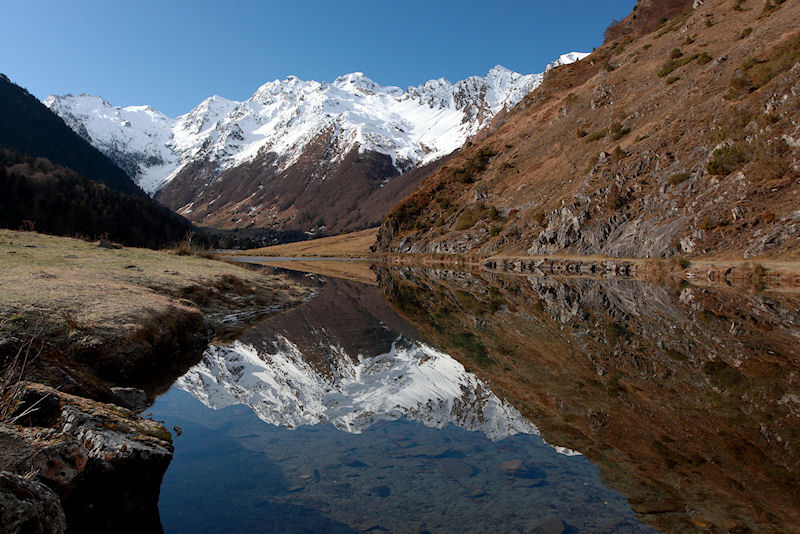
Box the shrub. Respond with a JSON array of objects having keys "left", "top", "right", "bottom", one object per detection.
[
  {"left": 743, "top": 32, "right": 800, "bottom": 89},
  {"left": 604, "top": 18, "right": 631, "bottom": 43},
  {"left": 703, "top": 360, "right": 743, "bottom": 390},
  {"left": 740, "top": 27, "right": 753, "bottom": 39},
  {"left": 760, "top": 0, "right": 786, "bottom": 17},
  {"left": 585, "top": 129, "right": 607, "bottom": 142},
  {"left": 706, "top": 143, "right": 751, "bottom": 175},
  {"left": 666, "top": 75, "right": 681, "bottom": 84},
  {"left": 699, "top": 216, "right": 716, "bottom": 231},
  {"left": 669, "top": 172, "right": 690, "bottom": 185},
  {"left": 697, "top": 52, "right": 713, "bottom": 65},
  {"left": 709, "top": 127, "right": 727, "bottom": 143},
  {"left": 454, "top": 207, "right": 482, "bottom": 231},
  {"left": 446, "top": 147, "right": 498, "bottom": 185},
  {"left": 658, "top": 53, "right": 700, "bottom": 77},
  {"left": 609, "top": 122, "right": 631, "bottom": 140}
]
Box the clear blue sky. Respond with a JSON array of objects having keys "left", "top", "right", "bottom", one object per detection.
[{"left": 1, "top": 0, "right": 634, "bottom": 117}]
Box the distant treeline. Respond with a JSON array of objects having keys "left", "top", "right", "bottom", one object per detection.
[{"left": 0, "top": 148, "right": 194, "bottom": 248}]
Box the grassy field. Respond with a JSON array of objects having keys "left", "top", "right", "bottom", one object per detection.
[
  {"left": 0, "top": 230, "right": 312, "bottom": 344},
  {"left": 240, "top": 227, "right": 377, "bottom": 258},
  {"left": 253, "top": 259, "right": 378, "bottom": 286}
]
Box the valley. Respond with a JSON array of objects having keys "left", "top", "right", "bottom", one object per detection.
[{"left": 2, "top": 0, "right": 800, "bottom": 533}]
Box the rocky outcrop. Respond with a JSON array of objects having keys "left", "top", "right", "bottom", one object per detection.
[
  {"left": 744, "top": 210, "right": 800, "bottom": 258},
  {"left": 2, "top": 382, "right": 172, "bottom": 533}
]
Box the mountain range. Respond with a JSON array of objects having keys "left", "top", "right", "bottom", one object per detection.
[{"left": 45, "top": 54, "right": 587, "bottom": 238}]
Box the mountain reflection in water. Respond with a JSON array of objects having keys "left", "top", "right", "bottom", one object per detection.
[
  {"left": 154, "top": 266, "right": 800, "bottom": 533},
  {"left": 376, "top": 266, "right": 800, "bottom": 533},
  {"left": 152, "top": 274, "right": 652, "bottom": 533}
]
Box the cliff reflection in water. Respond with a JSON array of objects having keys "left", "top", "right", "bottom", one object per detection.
[{"left": 376, "top": 266, "right": 800, "bottom": 533}]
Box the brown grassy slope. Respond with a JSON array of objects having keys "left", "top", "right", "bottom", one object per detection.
[
  {"left": 241, "top": 227, "right": 377, "bottom": 257},
  {"left": 377, "top": 0, "right": 800, "bottom": 261}
]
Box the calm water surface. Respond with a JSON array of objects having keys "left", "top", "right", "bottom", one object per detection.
[{"left": 151, "top": 267, "right": 800, "bottom": 533}]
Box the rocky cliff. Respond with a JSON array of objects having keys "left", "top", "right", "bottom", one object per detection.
[{"left": 377, "top": 0, "right": 800, "bottom": 261}]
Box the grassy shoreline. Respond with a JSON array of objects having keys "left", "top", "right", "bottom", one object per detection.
[{"left": 1, "top": 229, "right": 315, "bottom": 399}]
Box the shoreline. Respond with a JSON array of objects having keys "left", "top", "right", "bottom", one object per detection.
[{"left": 0, "top": 230, "right": 314, "bottom": 533}]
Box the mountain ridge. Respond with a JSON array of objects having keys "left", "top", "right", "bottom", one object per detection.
[
  {"left": 45, "top": 55, "right": 587, "bottom": 240},
  {"left": 46, "top": 58, "right": 587, "bottom": 195}
]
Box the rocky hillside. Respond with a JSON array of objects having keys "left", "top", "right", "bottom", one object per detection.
[
  {"left": 377, "top": 0, "right": 800, "bottom": 260},
  {"left": 45, "top": 57, "right": 586, "bottom": 238}
]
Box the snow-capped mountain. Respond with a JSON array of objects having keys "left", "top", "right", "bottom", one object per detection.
[
  {"left": 45, "top": 53, "right": 588, "bottom": 236},
  {"left": 44, "top": 94, "right": 182, "bottom": 193},
  {"left": 177, "top": 335, "right": 576, "bottom": 453}
]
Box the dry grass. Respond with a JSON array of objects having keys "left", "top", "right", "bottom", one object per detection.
[
  {"left": 252, "top": 260, "right": 378, "bottom": 286},
  {"left": 0, "top": 230, "right": 310, "bottom": 343},
  {"left": 240, "top": 227, "right": 377, "bottom": 258}
]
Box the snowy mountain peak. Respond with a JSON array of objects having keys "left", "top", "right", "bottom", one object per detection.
[
  {"left": 45, "top": 52, "right": 588, "bottom": 196},
  {"left": 333, "top": 71, "right": 375, "bottom": 87}
]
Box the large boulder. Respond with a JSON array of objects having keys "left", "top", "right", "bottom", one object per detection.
[{"left": 2, "top": 383, "right": 173, "bottom": 533}]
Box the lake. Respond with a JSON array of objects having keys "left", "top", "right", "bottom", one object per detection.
[{"left": 150, "top": 265, "right": 800, "bottom": 533}]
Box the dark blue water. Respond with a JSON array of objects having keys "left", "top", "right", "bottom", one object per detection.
[{"left": 151, "top": 388, "right": 652, "bottom": 534}]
